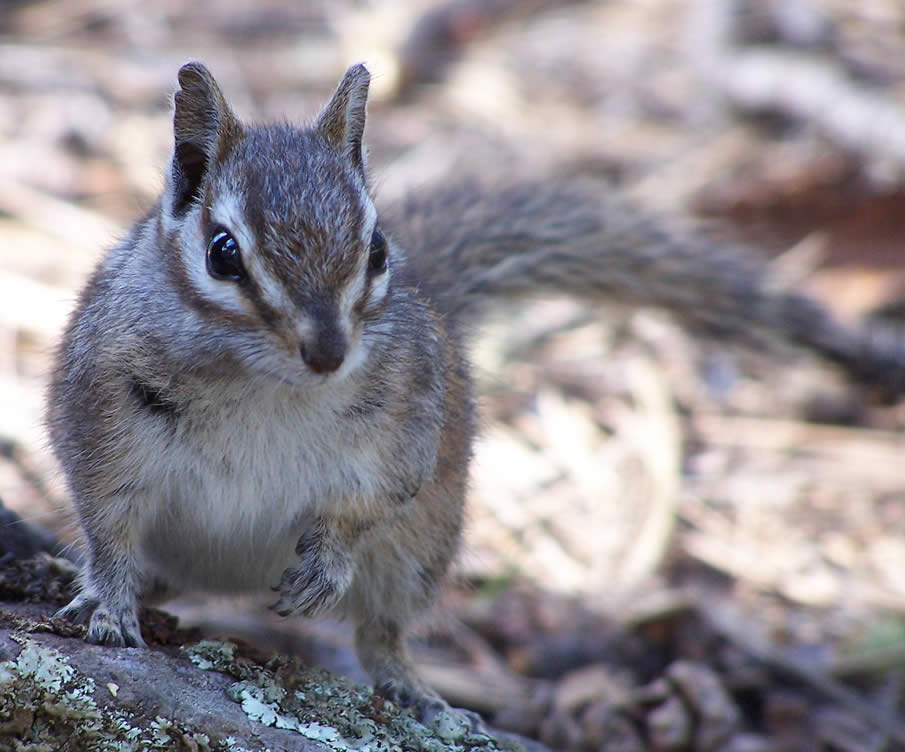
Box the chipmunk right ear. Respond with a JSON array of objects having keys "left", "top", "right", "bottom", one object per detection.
[
  {"left": 170, "top": 62, "right": 242, "bottom": 216},
  {"left": 315, "top": 64, "right": 371, "bottom": 176}
]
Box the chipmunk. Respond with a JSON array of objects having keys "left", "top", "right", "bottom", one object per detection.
[{"left": 48, "top": 61, "right": 905, "bottom": 723}]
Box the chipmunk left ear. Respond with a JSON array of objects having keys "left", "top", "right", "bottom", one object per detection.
[
  {"left": 315, "top": 64, "right": 371, "bottom": 175},
  {"left": 170, "top": 62, "right": 243, "bottom": 216}
]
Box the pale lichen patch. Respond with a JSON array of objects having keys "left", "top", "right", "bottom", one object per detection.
[
  {"left": 183, "top": 638, "right": 512, "bottom": 752},
  {"left": 0, "top": 638, "right": 216, "bottom": 751},
  {"left": 14, "top": 640, "right": 77, "bottom": 694},
  {"left": 185, "top": 639, "right": 237, "bottom": 671}
]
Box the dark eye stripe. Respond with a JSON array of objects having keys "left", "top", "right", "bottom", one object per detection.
[{"left": 241, "top": 276, "right": 282, "bottom": 327}]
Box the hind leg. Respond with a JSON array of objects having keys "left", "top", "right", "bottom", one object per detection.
[
  {"left": 355, "top": 616, "right": 488, "bottom": 735},
  {"left": 356, "top": 617, "right": 442, "bottom": 713},
  {"left": 346, "top": 504, "right": 486, "bottom": 733}
]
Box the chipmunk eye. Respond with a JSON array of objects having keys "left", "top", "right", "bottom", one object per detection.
[
  {"left": 368, "top": 227, "right": 388, "bottom": 275},
  {"left": 207, "top": 229, "right": 246, "bottom": 282}
]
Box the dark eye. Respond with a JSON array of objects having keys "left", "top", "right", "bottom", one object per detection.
[
  {"left": 368, "top": 227, "right": 388, "bottom": 275},
  {"left": 206, "top": 229, "right": 246, "bottom": 281}
]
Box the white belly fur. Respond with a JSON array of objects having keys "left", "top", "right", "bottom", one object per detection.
[{"left": 133, "top": 381, "right": 383, "bottom": 593}]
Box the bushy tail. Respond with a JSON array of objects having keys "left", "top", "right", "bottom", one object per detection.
[{"left": 386, "top": 178, "right": 905, "bottom": 396}]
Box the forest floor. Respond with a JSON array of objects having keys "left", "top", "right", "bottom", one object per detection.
[{"left": 2, "top": 1, "right": 905, "bottom": 750}]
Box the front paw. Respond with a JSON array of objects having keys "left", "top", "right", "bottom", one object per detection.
[
  {"left": 56, "top": 593, "right": 146, "bottom": 648},
  {"left": 271, "top": 545, "right": 353, "bottom": 618}
]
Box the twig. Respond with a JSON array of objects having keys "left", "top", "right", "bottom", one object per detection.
[
  {"left": 0, "top": 438, "right": 64, "bottom": 516},
  {"left": 692, "top": 413, "right": 905, "bottom": 463},
  {"left": 0, "top": 179, "right": 120, "bottom": 252},
  {"left": 614, "top": 356, "right": 681, "bottom": 588},
  {"left": 705, "top": 604, "right": 905, "bottom": 747},
  {"left": 686, "top": 0, "right": 905, "bottom": 180},
  {"left": 830, "top": 647, "right": 905, "bottom": 681},
  {"left": 869, "top": 671, "right": 903, "bottom": 752},
  {"left": 716, "top": 48, "right": 905, "bottom": 175}
]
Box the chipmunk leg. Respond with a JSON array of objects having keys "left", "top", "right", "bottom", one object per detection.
[{"left": 56, "top": 494, "right": 146, "bottom": 648}]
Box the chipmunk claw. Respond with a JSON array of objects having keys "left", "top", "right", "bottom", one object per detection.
[
  {"left": 57, "top": 593, "right": 146, "bottom": 648},
  {"left": 271, "top": 567, "right": 339, "bottom": 617},
  {"left": 55, "top": 592, "right": 99, "bottom": 625},
  {"left": 376, "top": 680, "right": 489, "bottom": 737},
  {"left": 271, "top": 547, "right": 352, "bottom": 618}
]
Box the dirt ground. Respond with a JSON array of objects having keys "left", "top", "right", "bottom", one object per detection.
[{"left": 2, "top": 1, "right": 905, "bottom": 750}]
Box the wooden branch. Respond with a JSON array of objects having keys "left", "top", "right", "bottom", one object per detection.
[
  {"left": 705, "top": 602, "right": 905, "bottom": 747},
  {"left": 0, "top": 554, "right": 544, "bottom": 752},
  {"left": 686, "top": 0, "right": 905, "bottom": 178},
  {"left": 716, "top": 48, "right": 905, "bottom": 174}
]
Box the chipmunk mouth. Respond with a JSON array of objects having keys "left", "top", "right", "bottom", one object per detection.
[{"left": 264, "top": 335, "right": 364, "bottom": 388}]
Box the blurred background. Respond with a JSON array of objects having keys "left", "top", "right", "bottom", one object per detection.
[{"left": 2, "top": 1, "right": 905, "bottom": 749}]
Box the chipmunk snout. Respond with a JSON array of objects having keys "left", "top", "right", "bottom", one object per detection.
[
  {"left": 300, "top": 338, "right": 345, "bottom": 374},
  {"left": 298, "top": 301, "right": 347, "bottom": 374}
]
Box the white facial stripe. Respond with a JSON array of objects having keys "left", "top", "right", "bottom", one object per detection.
[
  {"left": 361, "top": 199, "right": 377, "bottom": 245},
  {"left": 181, "top": 210, "right": 248, "bottom": 316},
  {"left": 336, "top": 329, "right": 368, "bottom": 380},
  {"left": 245, "top": 251, "right": 293, "bottom": 315},
  {"left": 210, "top": 191, "right": 253, "bottom": 252},
  {"left": 368, "top": 261, "right": 390, "bottom": 304},
  {"left": 362, "top": 198, "right": 391, "bottom": 306},
  {"left": 210, "top": 191, "right": 293, "bottom": 315},
  {"left": 340, "top": 266, "right": 367, "bottom": 318},
  {"left": 338, "top": 197, "right": 381, "bottom": 319},
  {"left": 330, "top": 197, "right": 392, "bottom": 380}
]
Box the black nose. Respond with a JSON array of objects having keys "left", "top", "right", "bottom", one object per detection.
[
  {"left": 299, "top": 299, "right": 347, "bottom": 374},
  {"left": 300, "top": 332, "right": 346, "bottom": 374}
]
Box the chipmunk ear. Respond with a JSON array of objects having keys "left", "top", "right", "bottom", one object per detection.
[
  {"left": 315, "top": 64, "right": 371, "bottom": 174},
  {"left": 170, "top": 62, "right": 242, "bottom": 216}
]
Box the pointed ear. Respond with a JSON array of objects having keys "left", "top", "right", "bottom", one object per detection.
[
  {"left": 170, "top": 62, "right": 242, "bottom": 216},
  {"left": 315, "top": 64, "right": 371, "bottom": 174}
]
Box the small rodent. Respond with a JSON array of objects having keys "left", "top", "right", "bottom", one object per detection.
[{"left": 47, "top": 61, "right": 905, "bottom": 722}]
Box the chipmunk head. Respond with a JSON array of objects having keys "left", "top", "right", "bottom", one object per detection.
[{"left": 161, "top": 62, "right": 390, "bottom": 384}]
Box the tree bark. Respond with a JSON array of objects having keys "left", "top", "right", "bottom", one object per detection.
[{"left": 0, "top": 553, "right": 543, "bottom": 752}]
